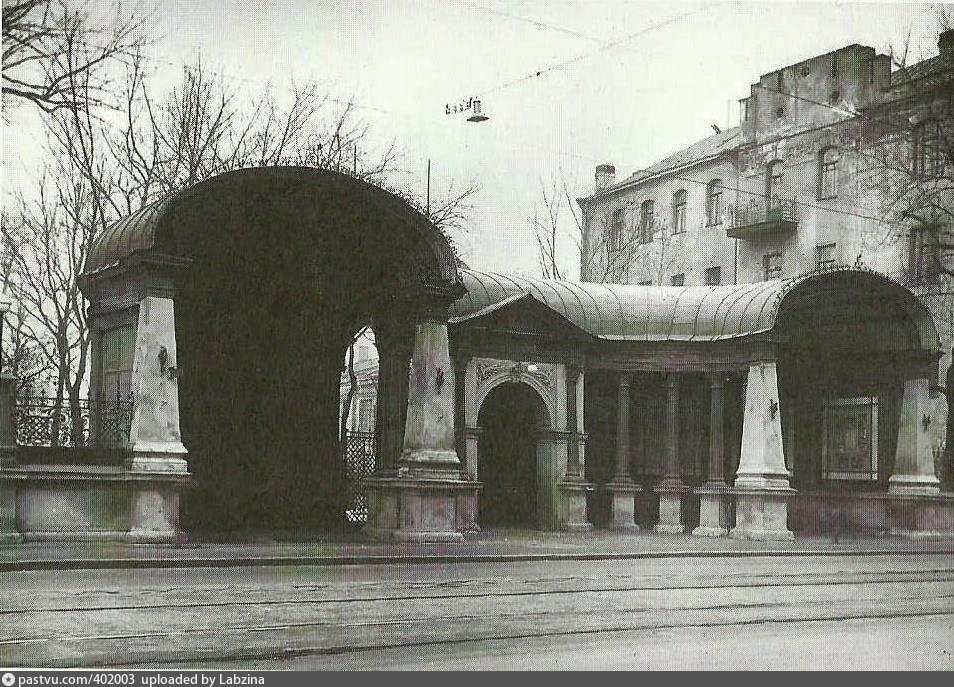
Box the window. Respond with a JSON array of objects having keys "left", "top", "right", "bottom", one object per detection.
[
  {"left": 670, "top": 273, "right": 685, "bottom": 286},
  {"left": 908, "top": 223, "right": 942, "bottom": 284},
  {"left": 706, "top": 179, "right": 723, "bottom": 226},
  {"left": 815, "top": 242, "right": 837, "bottom": 271},
  {"left": 818, "top": 148, "right": 839, "bottom": 199},
  {"left": 609, "top": 208, "right": 625, "bottom": 252},
  {"left": 762, "top": 251, "right": 783, "bottom": 280},
  {"left": 912, "top": 120, "right": 942, "bottom": 178},
  {"left": 639, "top": 200, "right": 655, "bottom": 243},
  {"left": 704, "top": 266, "right": 722, "bottom": 286},
  {"left": 100, "top": 324, "right": 135, "bottom": 401},
  {"left": 358, "top": 397, "right": 375, "bottom": 432},
  {"left": 672, "top": 190, "right": 687, "bottom": 234},
  {"left": 766, "top": 161, "right": 784, "bottom": 208},
  {"left": 822, "top": 396, "right": 879, "bottom": 481}
]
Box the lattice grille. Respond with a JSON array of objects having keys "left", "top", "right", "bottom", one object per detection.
[
  {"left": 344, "top": 430, "right": 376, "bottom": 523},
  {"left": 15, "top": 396, "right": 134, "bottom": 449}
]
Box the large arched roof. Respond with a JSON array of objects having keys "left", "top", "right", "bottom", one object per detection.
[
  {"left": 449, "top": 268, "right": 939, "bottom": 351},
  {"left": 81, "top": 167, "right": 460, "bottom": 285}
]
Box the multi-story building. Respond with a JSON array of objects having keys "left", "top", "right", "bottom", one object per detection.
[{"left": 579, "top": 33, "right": 954, "bottom": 482}]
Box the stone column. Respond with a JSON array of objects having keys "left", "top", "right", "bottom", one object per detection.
[
  {"left": 655, "top": 373, "right": 689, "bottom": 533},
  {"left": 693, "top": 374, "right": 730, "bottom": 537},
  {"left": 604, "top": 373, "right": 640, "bottom": 531},
  {"left": 365, "top": 299, "right": 479, "bottom": 542},
  {"left": 729, "top": 360, "right": 795, "bottom": 541},
  {"left": 0, "top": 373, "right": 21, "bottom": 543},
  {"left": 887, "top": 377, "right": 944, "bottom": 538},
  {"left": 560, "top": 365, "right": 594, "bottom": 532},
  {"left": 889, "top": 377, "right": 940, "bottom": 496},
  {"left": 125, "top": 296, "right": 190, "bottom": 544}
]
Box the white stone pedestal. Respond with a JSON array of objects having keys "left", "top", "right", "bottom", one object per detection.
[
  {"left": 654, "top": 483, "right": 689, "bottom": 534},
  {"left": 559, "top": 479, "right": 595, "bottom": 532},
  {"left": 125, "top": 476, "right": 189, "bottom": 544},
  {"left": 692, "top": 484, "right": 731, "bottom": 537},
  {"left": 365, "top": 474, "right": 481, "bottom": 542},
  {"left": 730, "top": 487, "right": 795, "bottom": 541},
  {"left": 603, "top": 480, "right": 640, "bottom": 532}
]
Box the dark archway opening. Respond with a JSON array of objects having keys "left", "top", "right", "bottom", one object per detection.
[
  {"left": 477, "top": 382, "right": 547, "bottom": 528},
  {"left": 149, "top": 169, "right": 450, "bottom": 533}
]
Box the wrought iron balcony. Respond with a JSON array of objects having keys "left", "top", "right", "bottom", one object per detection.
[{"left": 727, "top": 197, "right": 798, "bottom": 240}]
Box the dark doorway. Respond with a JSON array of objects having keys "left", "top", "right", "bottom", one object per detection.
[{"left": 477, "top": 382, "right": 547, "bottom": 527}]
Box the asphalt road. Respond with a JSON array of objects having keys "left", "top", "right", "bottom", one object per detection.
[{"left": 2, "top": 554, "right": 953, "bottom": 670}]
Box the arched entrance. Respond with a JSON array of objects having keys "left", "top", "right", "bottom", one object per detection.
[
  {"left": 477, "top": 382, "right": 551, "bottom": 528},
  {"left": 80, "top": 167, "right": 464, "bottom": 535}
]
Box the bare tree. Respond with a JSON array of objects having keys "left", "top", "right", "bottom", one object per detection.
[
  {"left": 2, "top": 0, "right": 149, "bottom": 115},
  {"left": 1, "top": 164, "right": 95, "bottom": 444},
  {"left": 532, "top": 171, "right": 677, "bottom": 283},
  {"left": 4, "top": 37, "right": 479, "bottom": 427}
]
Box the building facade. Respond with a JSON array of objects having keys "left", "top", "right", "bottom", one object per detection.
[{"left": 579, "top": 35, "right": 954, "bottom": 488}]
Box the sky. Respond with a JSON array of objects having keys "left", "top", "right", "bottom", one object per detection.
[{"left": 2, "top": 0, "right": 945, "bottom": 278}]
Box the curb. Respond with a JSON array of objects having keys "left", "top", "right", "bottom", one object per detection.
[{"left": 3, "top": 547, "right": 952, "bottom": 572}]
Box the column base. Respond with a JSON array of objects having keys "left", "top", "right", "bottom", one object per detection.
[
  {"left": 729, "top": 487, "right": 795, "bottom": 541},
  {"left": 692, "top": 483, "right": 731, "bottom": 538},
  {"left": 603, "top": 479, "right": 640, "bottom": 532},
  {"left": 124, "top": 529, "right": 187, "bottom": 545},
  {"left": 888, "top": 474, "right": 941, "bottom": 497},
  {"left": 125, "top": 474, "right": 189, "bottom": 545},
  {"left": 365, "top": 472, "right": 481, "bottom": 543},
  {"left": 654, "top": 481, "right": 688, "bottom": 534},
  {"left": 559, "top": 478, "right": 595, "bottom": 532}
]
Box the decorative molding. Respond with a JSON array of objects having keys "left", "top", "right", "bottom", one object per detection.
[{"left": 475, "top": 359, "right": 553, "bottom": 390}]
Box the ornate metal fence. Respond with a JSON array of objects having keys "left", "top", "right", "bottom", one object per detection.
[
  {"left": 343, "top": 430, "right": 376, "bottom": 523},
  {"left": 15, "top": 395, "right": 134, "bottom": 449}
]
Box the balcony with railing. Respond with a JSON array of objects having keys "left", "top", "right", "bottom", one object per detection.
[{"left": 727, "top": 197, "right": 799, "bottom": 240}]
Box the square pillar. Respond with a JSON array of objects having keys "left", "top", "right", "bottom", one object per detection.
[
  {"left": 888, "top": 377, "right": 941, "bottom": 496},
  {"left": 655, "top": 373, "right": 688, "bottom": 534},
  {"left": 730, "top": 361, "right": 795, "bottom": 542},
  {"left": 694, "top": 374, "right": 731, "bottom": 537},
  {"left": 124, "top": 296, "right": 190, "bottom": 544},
  {"left": 365, "top": 300, "right": 479, "bottom": 542}
]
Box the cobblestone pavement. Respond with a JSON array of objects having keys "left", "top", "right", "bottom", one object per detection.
[{"left": 2, "top": 552, "right": 952, "bottom": 668}]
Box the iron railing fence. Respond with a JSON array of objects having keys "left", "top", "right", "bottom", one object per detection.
[
  {"left": 15, "top": 395, "right": 134, "bottom": 449},
  {"left": 343, "top": 430, "right": 376, "bottom": 523}
]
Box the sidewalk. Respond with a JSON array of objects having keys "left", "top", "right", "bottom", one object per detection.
[{"left": 2, "top": 528, "right": 952, "bottom": 571}]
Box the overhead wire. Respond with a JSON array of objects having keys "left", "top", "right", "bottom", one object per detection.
[{"left": 474, "top": 2, "right": 727, "bottom": 97}]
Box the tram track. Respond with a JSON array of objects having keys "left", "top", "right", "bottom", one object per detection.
[{"left": 3, "top": 558, "right": 952, "bottom": 668}]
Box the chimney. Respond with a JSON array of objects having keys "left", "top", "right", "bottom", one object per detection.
[
  {"left": 594, "top": 163, "right": 616, "bottom": 193},
  {"left": 940, "top": 29, "right": 954, "bottom": 59}
]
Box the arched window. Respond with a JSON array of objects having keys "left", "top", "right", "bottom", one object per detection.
[
  {"left": 706, "top": 179, "right": 723, "bottom": 226},
  {"left": 639, "top": 200, "right": 654, "bottom": 243},
  {"left": 609, "top": 208, "right": 625, "bottom": 252},
  {"left": 818, "top": 148, "right": 839, "bottom": 199},
  {"left": 672, "top": 190, "right": 687, "bottom": 234},
  {"left": 766, "top": 161, "right": 784, "bottom": 208},
  {"left": 913, "top": 119, "right": 941, "bottom": 178}
]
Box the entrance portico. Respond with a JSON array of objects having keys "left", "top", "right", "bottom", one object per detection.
[{"left": 447, "top": 268, "right": 951, "bottom": 540}]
